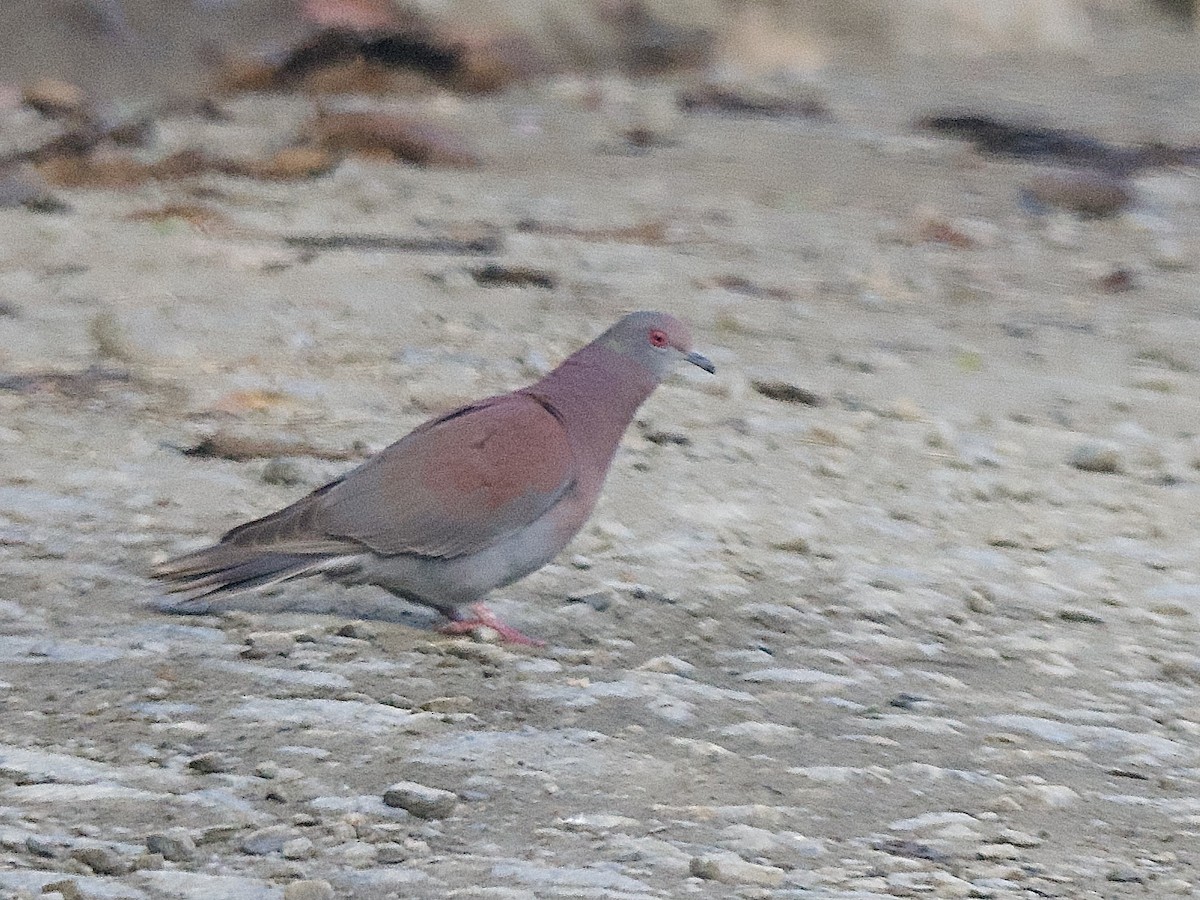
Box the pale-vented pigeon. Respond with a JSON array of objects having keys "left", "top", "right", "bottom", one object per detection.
[{"left": 153, "top": 311, "right": 714, "bottom": 644}]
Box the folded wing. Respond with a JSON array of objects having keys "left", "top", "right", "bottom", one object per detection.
[{"left": 219, "top": 394, "right": 576, "bottom": 560}]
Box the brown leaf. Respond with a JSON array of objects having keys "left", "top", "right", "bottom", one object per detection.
[
  {"left": 301, "top": 59, "right": 424, "bottom": 96},
  {"left": 36, "top": 153, "right": 151, "bottom": 188},
  {"left": 917, "top": 217, "right": 976, "bottom": 249},
  {"left": 219, "top": 147, "right": 337, "bottom": 181},
  {"left": 182, "top": 430, "right": 364, "bottom": 462},
  {"left": 314, "top": 111, "right": 479, "bottom": 167},
  {"left": 127, "top": 203, "right": 232, "bottom": 232},
  {"left": 22, "top": 77, "right": 88, "bottom": 119}
]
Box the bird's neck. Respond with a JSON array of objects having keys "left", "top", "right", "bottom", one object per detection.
[{"left": 523, "top": 345, "right": 658, "bottom": 470}]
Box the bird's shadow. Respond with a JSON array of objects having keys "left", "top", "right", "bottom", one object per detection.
[{"left": 147, "top": 582, "right": 542, "bottom": 635}]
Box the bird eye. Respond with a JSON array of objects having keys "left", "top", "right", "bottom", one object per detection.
[{"left": 648, "top": 329, "right": 668, "bottom": 348}]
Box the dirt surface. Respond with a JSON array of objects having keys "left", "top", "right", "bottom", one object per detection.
[{"left": 6, "top": 12, "right": 1200, "bottom": 900}]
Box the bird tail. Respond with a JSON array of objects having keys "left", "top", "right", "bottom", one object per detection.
[{"left": 151, "top": 543, "right": 334, "bottom": 610}]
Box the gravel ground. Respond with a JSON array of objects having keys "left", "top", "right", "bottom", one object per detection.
[{"left": 4, "top": 22, "right": 1200, "bottom": 900}]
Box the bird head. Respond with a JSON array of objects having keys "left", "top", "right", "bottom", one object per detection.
[{"left": 599, "top": 311, "right": 715, "bottom": 382}]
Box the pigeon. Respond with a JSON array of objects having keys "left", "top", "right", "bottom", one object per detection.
[{"left": 153, "top": 311, "right": 714, "bottom": 645}]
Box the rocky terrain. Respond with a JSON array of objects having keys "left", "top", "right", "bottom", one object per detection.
[{"left": 4, "top": 8, "right": 1200, "bottom": 899}]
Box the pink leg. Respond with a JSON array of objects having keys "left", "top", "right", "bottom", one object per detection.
[{"left": 439, "top": 602, "right": 545, "bottom": 647}]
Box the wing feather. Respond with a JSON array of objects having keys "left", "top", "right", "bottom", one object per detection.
[{"left": 216, "top": 395, "right": 576, "bottom": 560}]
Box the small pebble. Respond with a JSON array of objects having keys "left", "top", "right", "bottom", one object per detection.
[
  {"left": 338, "top": 840, "right": 378, "bottom": 867},
  {"left": 283, "top": 881, "right": 335, "bottom": 900},
  {"left": 241, "top": 824, "right": 301, "bottom": 856},
  {"left": 636, "top": 655, "right": 695, "bottom": 675},
  {"left": 41, "top": 881, "right": 84, "bottom": 900},
  {"left": 337, "top": 621, "right": 377, "bottom": 640},
  {"left": 419, "top": 695, "right": 474, "bottom": 712},
  {"left": 261, "top": 458, "right": 305, "bottom": 486},
  {"left": 188, "top": 751, "right": 236, "bottom": 774},
  {"left": 690, "top": 852, "right": 785, "bottom": 886},
  {"left": 243, "top": 631, "right": 296, "bottom": 658},
  {"left": 281, "top": 837, "right": 314, "bottom": 860},
  {"left": 26, "top": 836, "right": 59, "bottom": 858},
  {"left": 382, "top": 781, "right": 459, "bottom": 819},
  {"left": 1069, "top": 442, "right": 1123, "bottom": 474},
  {"left": 375, "top": 841, "right": 409, "bottom": 863},
  {"left": 565, "top": 590, "right": 613, "bottom": 611},
  {"left": 69, "top": 845, "right": 130, "bottom": 875}
]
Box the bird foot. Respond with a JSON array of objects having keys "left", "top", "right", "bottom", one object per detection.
[{"left": 439, "top": 603, "right": 545, "bottom": 647}]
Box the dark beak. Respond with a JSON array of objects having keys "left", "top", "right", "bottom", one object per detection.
[{"left": 685, "top": 350, "right": 716, "bottom": 374}]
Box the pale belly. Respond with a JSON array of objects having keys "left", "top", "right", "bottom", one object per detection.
[{"left": 333, "top": 480, "right": 595, "bottom": 615}]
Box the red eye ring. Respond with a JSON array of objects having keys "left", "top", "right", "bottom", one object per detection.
[{"left": 648, "top": 329, "right": 668, "bottom": 348}]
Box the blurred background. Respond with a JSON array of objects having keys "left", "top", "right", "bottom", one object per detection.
[{"left": 0, "top": 0, "right": 1197, "bottom": 101}]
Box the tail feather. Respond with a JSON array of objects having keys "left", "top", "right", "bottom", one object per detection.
[{"left": 152, "top": 544, "right": 336, "bottom": 603}]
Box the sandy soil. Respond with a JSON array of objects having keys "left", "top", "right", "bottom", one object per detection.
[{"left": 4, "top": 13, "right": 1200, "bottom": 900}]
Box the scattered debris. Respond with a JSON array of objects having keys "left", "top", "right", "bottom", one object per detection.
[
  {"left": 0, "top": 366, "right": 133, "bottom": 398},
  {"left": 679, "top": 83, "right": 830, "bottom": 120},
  {"left": 36, "top": 146, "right": 335, "bottom": 189},
  {"left": 917, "top": 215, "right": 977, "bottom": 248},
  {"left": 35, "top": 150, "right": 201, "bottom": 188},
  {"left": 218, "top": 23, "right": 542, "bottom": 97},
  {"left": 1021, "top": 170, "right": 1133, "bottom": 218},
  {"left": 920, "top": 112, "right": 1196, "bottom": 174},
  {"left": 224, "top": 146, "right": 338, "bottom": 181},
  {"left": 921, "top": 112, "right": 1131, "bottom": 169},
  {"left": 312, "top": 110, "right": 480, "bottom": 167},
  {"left": 88, "top": 312, "right": 136, "bottom": 362},
  {"left": 218, "top": 28, "right": 456, "bottom": 94},
  {"left": 206, "top": 389, "right": 298, "bottom": 416},
  {"left": 616, "top": 124, "right": 680, "bottom": 152},
  {"left": 751, "top": 380, "right": 825, "bottom": 406},
  {"left": 515, "top": 218, "right": 668, "bottom": 245},
  {"left": 1059, "top": 608, "right": 1105, "bottom": 624},
  {"left": 187, "top": 751, "right": 236, "bottom": 774},
  {"left": 126, "top": 202, "right": 236, "bottom": 232},
  {"left": 1069, "top": 442, "right": 1124, "bottom": 474},
  {"left": 181, "top": 431, "right": 365, "bottom": 463},
  {"left": 642, "top": 428, "right": 691, "bottom": 446},
  {"left": 469, "top": 263, "right": 557, "bottom": 289},
  {"left": 284, "top": 229, "right": 502, "bottom": 255},
  {"left": 872, "top": 838, "right": 954, "bottom": 863},
  {"left": 1094, "top": 267, "right": 1135, "bottom": 293},
  {"left": 702, "top": 274, "right": 796, "bottom": 301}
]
